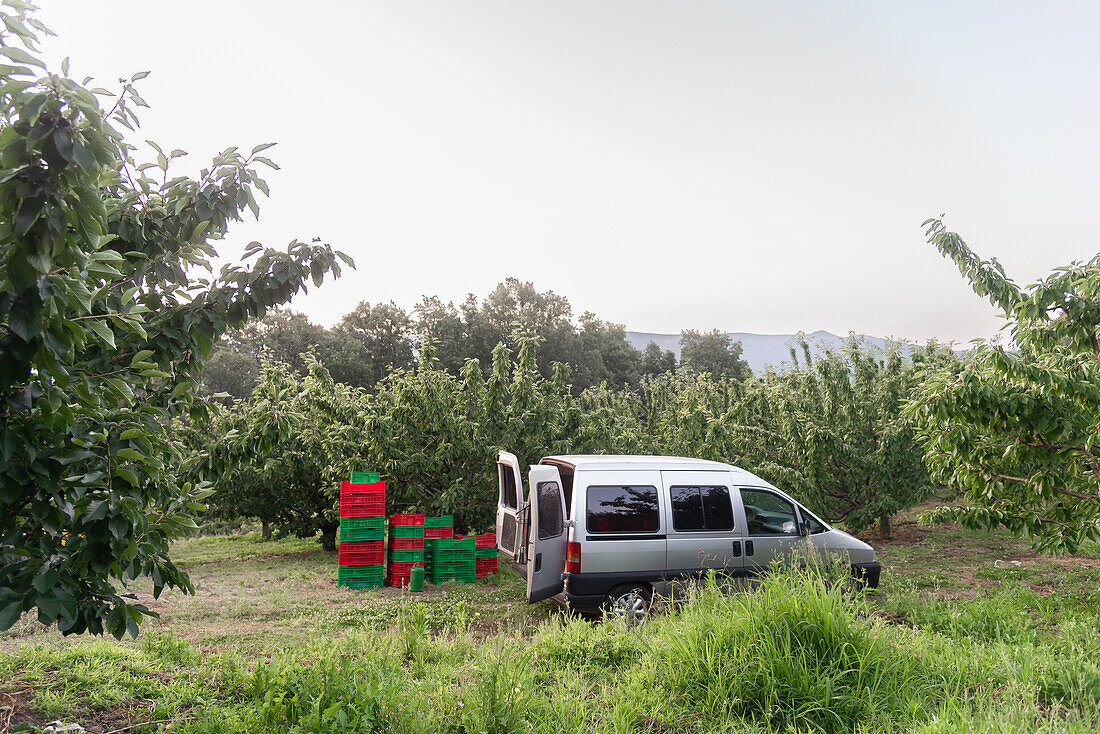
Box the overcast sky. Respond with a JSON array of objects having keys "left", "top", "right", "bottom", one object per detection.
[{"left": 38, "top": 1, "right": 1100, "bottom": 344}]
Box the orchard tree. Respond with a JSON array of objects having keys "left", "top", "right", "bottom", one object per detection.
[
  {"left": 334, "top": 300, "right": 416, "bottom": 384},
  {"left": 640, "top": 340, "right": 677, "bottom": 377},
  {"left": 680, "top": 329, "right": 752, "bottom": 381},
  {"left": 202, "top": 359, "right": 367, "bottom": 550},
  {"left": 735, "top": 338, "right": 937, "bottom": 536},
  {"left": 0, "top": 8, "right": 349, "bottom": 637},
  {"left": 908, "top": 219, "right": 1100, "bottom": 552}
]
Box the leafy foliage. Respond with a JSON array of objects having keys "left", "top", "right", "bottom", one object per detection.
[
  {"left": 198, "top": 359, "right": 366, "bottom": 550},
  {"left": 679, "top": 328, "right": 752, "bottom": 381},
  {"left": 0, "top": 6, "right": 348, "bottom": 637},
  {"left": 640, "top": 339, "right": 677, "bottom": 377},
  {"left": 739, "top": 338, "right": 941, "bottom": 535},
  {"left": 908, "top": 219, "right": 1100, "bottom": 552}
]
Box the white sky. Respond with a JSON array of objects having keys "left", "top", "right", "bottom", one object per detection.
[{"left": 37, "top": 0, "right": 1100, "bottom": 344}]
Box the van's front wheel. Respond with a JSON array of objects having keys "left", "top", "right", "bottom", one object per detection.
[{"left": 605, "top": 585, "right": 651, "bottom": 627}]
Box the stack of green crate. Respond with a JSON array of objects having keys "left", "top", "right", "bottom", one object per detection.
[
  {"left": 423, "top": 515, "right": 454, "bottom": 574},
  {"left": 427, "top": 536, "right": 476, "bottom": 583}
]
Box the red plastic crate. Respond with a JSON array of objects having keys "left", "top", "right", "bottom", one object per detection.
[
  {"left": 338, "top": 541, "right": 384, "bottom": 566},
  {"left": 388, "top": 514, "right": 425, "bottom": 527},
  {"left": 389, "top": 537, "right": 424, "bottom": 551},
  {"left": 339, "top": 496, "right": 385, "bottom": 518},
  {"left": 475, "top": 558, "right": 498, "bottom": 579},
  {"left": 340, "top": 481, "right": 385, "bottom": 495},
  {"left": 387, "top": 559, "right": 424, "bottom": 587},
  {"left": 340, "top": 504, "right": 385, "bottom": 518},
  {"left": 425, "top": 526, "right": 453, "bottom": 539},
  {"left": 474, "top": 533, "right": 496, "bottom": 548},
  {"left": 341, "top": 493, "right": 385, "bottom": 507}
]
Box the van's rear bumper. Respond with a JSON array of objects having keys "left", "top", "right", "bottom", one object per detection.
[
  {"left": 551, "top": 590, "right": 604, "bottom": 613},
  {"left": 851, "top": 561, "right": 882, "bottom": 589}
]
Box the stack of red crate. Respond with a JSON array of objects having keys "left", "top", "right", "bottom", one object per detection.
[
  {"left": 387, "top": 514, "right": 425, "bottom": 587},
  {"left": 474, "top": 532, "right": 498, "bottom": 579},
  {"left": 337, "top": 479, "right": 386, "bottom": 588}
]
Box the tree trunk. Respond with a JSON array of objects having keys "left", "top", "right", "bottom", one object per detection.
[
  {"left": 320, "top": 525, "right": 337, "bottom": 552},
  {"left": 878, "top": 511, "right": 892, "bottom": 539},
  {"left": 261, "top": 520, "right": 272, "bottom": 540}
]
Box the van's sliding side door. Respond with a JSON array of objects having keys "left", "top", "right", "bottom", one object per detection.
[
  {"left": 496, "top": 451, "right": 527, "bottom": 564},
  {"left": 525, "top": 465, "right": 568, "bottom": 603}
]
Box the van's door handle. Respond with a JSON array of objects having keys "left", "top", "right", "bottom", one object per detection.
[
  {"left": 732, "top": 540, "right": 742, "bottom": 558},
  {"left": 534, "top": 553, "right": 542, "bottom": 572},
  {"left": 745, "top": 540, "right": 754, "bottom": 557}
]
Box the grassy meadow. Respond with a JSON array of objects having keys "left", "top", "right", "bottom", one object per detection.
[{"left": 2, "top": 509, "right": 1100, "bottom": 733}]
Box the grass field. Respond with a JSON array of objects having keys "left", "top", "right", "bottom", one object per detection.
[{"left": 2, "top": 510, "right": 1099, "bottom": 733}]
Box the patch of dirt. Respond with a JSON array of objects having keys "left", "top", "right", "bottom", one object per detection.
[
  {"left": 2, "top": 686, "right": 48, "bottom": 733},
  {"left": 469, "top": 619, "right": 501, "bottom": 640},
  {"left": 1, "top": 688, "right": 177, "bottom": 734},
  {"left": 867, "top": 609, "right": 916, "bottom": 628},
  {"left": 867, "top": 521, "right": 933, "bottom": 547}
]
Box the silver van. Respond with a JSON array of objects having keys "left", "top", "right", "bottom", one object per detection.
[{"left": 495, "top": 452, "right": 880, "bottom": 621}]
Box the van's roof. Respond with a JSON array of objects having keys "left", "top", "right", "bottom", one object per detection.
[{"left": 541, "top": 454, "right": 774, "bottom": 485}]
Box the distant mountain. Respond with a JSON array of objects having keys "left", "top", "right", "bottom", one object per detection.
[{"left": 625, "top": 330, "right": 910, "bottom": 374}]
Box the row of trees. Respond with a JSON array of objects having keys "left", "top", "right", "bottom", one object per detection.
[
  {"left": 189, "top": 332, "right": 946, "bottom": 545},
  {"left": 198, "top": 280, "right": 751, "bottom": 398}
]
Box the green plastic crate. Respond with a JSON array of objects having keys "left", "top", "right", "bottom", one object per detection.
[
  {"left": 350, "top": 471, "right": 381, "bottom": 483},
  {"left": 475, "top": 547, "right": 497, "bottom": 559},
  {"left": 340, "top": 517, "right": 385, "bottom": 530},
  {"left": 424, "top": 515, "right": 453, "bottom": 528},
  {"left": 426, "top": 538, "right": 453, "bottom": 552},
  {"left": 453, "top": 537, "right": 475, "bottom": 552},
  {"left": 338, "top": 576, "right": 384, "bottom": 589},
  {"left": 390, "top": 525, "right": 425, "bottom": 539},
  {"left": 388, "top": 549, "right": 425, "bottom": 563},
  {"left": 340, "top": 527, "right": 384, "bottom": 543},
  {"left": 339, "top": 517, "right": 385, "bottom": 542},
  {"left": 430, "top": 572, "right": 476, "bottom": 584},
  {"left": 337, "top": 564, "right": 384, "bottom": 580}
]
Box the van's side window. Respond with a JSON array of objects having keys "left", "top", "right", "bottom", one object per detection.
[
  {"left": 670, "top": 486, "right": 734, "bottom": 531},
  {"left": 740, "top": 488, "right": 800, "bottom": 536},
  {"left": 501, "top": 464, "right": 518, "bottom": 509},
  {"left": 587, "top": 485, "right": 660, "bottom": 533},
  {"left": 536, "top": 481, "right": 565, "bottom": 540}
]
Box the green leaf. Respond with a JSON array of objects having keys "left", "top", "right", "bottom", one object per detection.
[
  {"left": 33, "top": 570, "right": 58, "bottom": 594},
  {"left": 115, "top": 448, "right": 145, "bottom": 462},
  {"left": 0, "top": 601, "right": 24, "bottom": 631},
  {"left": 85, "top": 319, "right": 115, "bottom": 349},
  {"left": 116, "top": 468, "right": 140, "bottom": 486},
  {"left": 0, "top": 46, "right": 45, "bottom": 69}
]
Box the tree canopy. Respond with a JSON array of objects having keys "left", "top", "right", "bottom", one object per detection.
[
  {"left": 907, "top": 219, "right": 1100, "bottom": 552},
  {"left": 0, "top": 6, "right": 348, "bottom": 637},
  {"left": 679, "top": 329, "right": 752, "bottom": 382}
]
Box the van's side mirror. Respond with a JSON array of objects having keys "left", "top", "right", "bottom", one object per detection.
[{"left": 799, "top": 519, "right": 811, "bottom": 537}]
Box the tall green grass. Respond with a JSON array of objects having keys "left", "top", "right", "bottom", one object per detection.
[{"left": 6, "top": 567, "right": 1100, "bottom": 733}]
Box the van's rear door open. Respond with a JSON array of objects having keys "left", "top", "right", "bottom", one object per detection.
[
  {"left": 496, "top": 451, "right": 526, "bottom": 563},
  {"left": 525, "top": 465, "right": 568, "bottom": 603}
]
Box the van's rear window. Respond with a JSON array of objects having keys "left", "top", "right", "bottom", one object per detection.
[{"left": 586, "top": 485, "right": 660, "bottom": 533}]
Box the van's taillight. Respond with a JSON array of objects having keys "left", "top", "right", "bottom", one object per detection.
[{"left": 566, "top": 542, "right": 581, "bottom": 574}]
